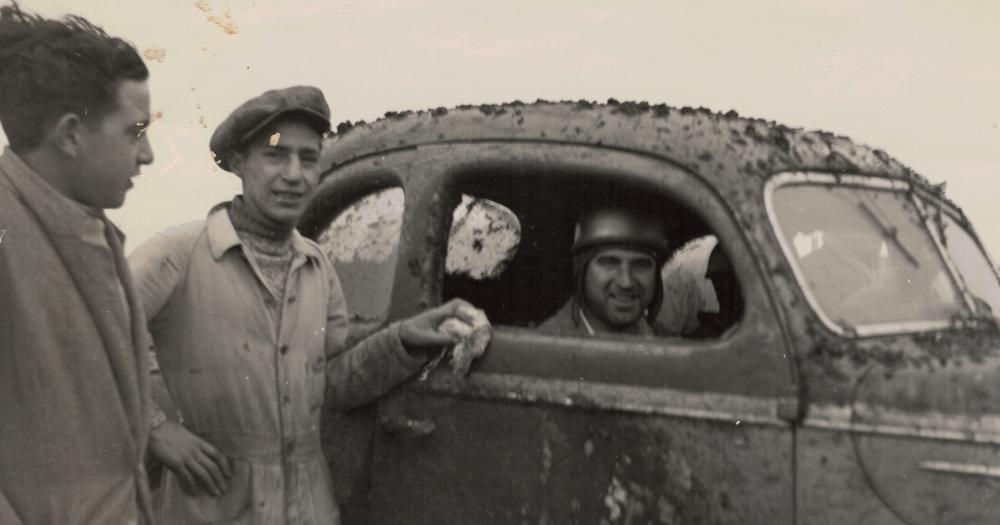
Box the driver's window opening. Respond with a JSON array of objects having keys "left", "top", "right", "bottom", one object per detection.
[{"left": 442, "top": 171, "right": 744, "bottom": 340}]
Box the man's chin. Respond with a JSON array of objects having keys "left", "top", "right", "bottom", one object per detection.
[
  {"left": 610, "top": 305, "right": 643, "bottom": 320},
  {"left": 109, "top": 195, "right": 128, "bottom": 209},
  {"left": 80, "top": 195, "right": 126, "bottom": 210},
  {"left": 265, "top": 209, "right": 302, "bottom": 227}
]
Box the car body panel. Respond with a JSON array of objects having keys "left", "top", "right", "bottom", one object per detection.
[
  {"left": 301, "top": 101, "right": 1000, "bottom": 524},
  {"left": 372, "top": 384, "right": 793, "bottom": 524}
]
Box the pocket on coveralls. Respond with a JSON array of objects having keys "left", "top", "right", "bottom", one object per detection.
[{"left": 157, "top": 458, "right": 254, "bottom": 523}]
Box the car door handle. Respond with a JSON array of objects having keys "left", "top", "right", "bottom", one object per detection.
[
  {"left": 918, "top": 460, "right": 1000, "bottom": 479},
  {"left": 378, "top": 411, "right": 436, "bottom": 438}
]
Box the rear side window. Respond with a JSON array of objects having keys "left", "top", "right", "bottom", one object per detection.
[
  {"left": 769, "top": 180, "right": 965, "bottom": 334},
  {"left": 317, "top": 187, "right": 403, "bottom": 328}
]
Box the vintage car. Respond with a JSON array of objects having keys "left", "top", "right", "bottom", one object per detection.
[{"left": 299, "top": 100, "right": 1000, "bottom": 524}]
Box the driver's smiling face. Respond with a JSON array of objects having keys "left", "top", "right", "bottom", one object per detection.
[
  {"left": 232, "top": 118, "right": 322, "bottom": 226},
  {"left": 581, "top": 246, "right": 657, "bottom": 332}
]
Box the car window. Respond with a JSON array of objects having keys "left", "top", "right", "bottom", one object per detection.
[
  {"left": 658, "top": 235, "right": 741, "bottom": 338},
  {"left": 442, "top": 176, "right": 742, "bottom": 339},
  {"left": 316, "top": 187, "right": 403, "bottom": 328},
  {"left": 936, "top": 211, "right": 1000, "bottom": 318},
  {"left": 446, "top": 195, "right": 521, "bottom": 280},
  {"left": 769, "top": 182, "right": 965, "bottom": 333}
]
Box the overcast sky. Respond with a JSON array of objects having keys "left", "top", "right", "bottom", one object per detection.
[{"left": 6, "top": 0, "right": 1000, "bottom": 258}]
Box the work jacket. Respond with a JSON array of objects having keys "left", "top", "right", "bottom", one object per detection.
[
  {"left": 539, "top": 297, "right": 669, "bottom": 337},
  {"left": 129, "top": 203, "right": 424, "bottom": 524},
  {"left": 0, "top": 148, "right": 155, "bottom": 524}
]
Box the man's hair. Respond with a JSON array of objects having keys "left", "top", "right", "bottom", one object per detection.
[{"left": 0, "top": 3, "right": 148, "bottom": 152}]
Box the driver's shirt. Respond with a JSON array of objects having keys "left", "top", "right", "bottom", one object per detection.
[
  {"left": 539, "top": 298, "right": 663, "bottom": 336},
  {"left": 129, "top": 202, "right": 424, "bottom": 524}
]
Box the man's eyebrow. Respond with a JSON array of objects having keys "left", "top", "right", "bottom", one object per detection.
[{"left": 269, "top": 144, "right": 321, "bottom": 154}]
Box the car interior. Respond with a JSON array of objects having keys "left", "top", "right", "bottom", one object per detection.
[{"left": 441, "top": 168, "right": 743, "bottom": 338}]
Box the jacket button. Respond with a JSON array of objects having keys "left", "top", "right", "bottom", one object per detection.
[{"left": 280, "top": 344, "right": 289, "bottom": 355}]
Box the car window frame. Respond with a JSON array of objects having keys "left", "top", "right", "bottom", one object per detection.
[
  {"left": 912, "top": 190, "right": 1000, "bottom": 319},
  {"left": 378, "top": 141, "right": 799, "bottom": 400},
  {"left": 299, "top": 168, "right": 406, "bottom": 337}
]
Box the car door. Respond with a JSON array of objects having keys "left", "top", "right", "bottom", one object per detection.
[
  {"left": 766, "top": 172, "right": 1000, "bottom": 524},
  {"left": 306, "top": 142, "right": 800, "bottom": 524}
]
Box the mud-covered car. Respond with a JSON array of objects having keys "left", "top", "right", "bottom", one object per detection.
[{"left": 299, "top": 100, "right": 1000, "bottom": 525}]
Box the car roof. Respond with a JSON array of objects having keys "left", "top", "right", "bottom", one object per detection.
[
  {"left": 323, "top": 99, "right": 923, "bottom": 181},
  {"left": 317, "top": 99, "right": 977, "bottom": 230}
]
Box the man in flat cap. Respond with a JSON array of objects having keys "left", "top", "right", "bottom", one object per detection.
[
  {"left": 541, "top": 205, "right": 674, "bottom": 336},
  {"left": 129, "top": 86, "right": 486, "bottom": 523},
  {"left": 0, "top": 4, "right": 158, "bottom": 523}
]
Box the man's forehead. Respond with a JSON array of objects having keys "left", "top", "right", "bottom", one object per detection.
[
  {"left": 593, "top": 246, "right": 656, "bottom": 260},
  {"left": 113, "top": 79, "right": 151, "bottom": 120},
  {"left": 258, "top": 124, "right": 322, "bottom": 151}
]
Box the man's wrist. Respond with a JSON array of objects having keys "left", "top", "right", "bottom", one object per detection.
[
  {"left": 398, "top": 319, "right": 425, "bottom": 357},
  {"left": 149, "top": 410, "right": 168, "bottom": 430}
]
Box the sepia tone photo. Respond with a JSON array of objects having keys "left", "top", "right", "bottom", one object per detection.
[{"left": 1, "top": 1, "right": 999, "bottom": 523}]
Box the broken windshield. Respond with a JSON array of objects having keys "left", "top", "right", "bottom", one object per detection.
[{"left": 769, "top": 182, "right": 965, "bottom": 334}]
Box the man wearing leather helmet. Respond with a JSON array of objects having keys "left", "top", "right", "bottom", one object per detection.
[{"left": 541, "top": 205, "right": 673, "bottom": 336}]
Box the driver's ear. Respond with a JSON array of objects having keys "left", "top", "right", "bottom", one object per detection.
[{"left": 48, "top": 113, "right": 85, "bottom": 159}]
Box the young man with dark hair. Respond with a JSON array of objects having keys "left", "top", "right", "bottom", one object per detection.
[
  {"left": 0, "top": 3, "right": 156, "bottom": 523},
  {"left": 129, "top": 86, "right": 486, "bottom": 523}
]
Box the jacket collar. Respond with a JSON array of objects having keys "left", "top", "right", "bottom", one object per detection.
[
  {"left": 205, "top": 199, "right": 322, "bottom": 262},
  {"left": 0, "top": 147, "right": 116, "bottom": 245}
]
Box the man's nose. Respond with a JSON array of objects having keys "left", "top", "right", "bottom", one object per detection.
[
  {"left": 615, "top": 266, "right": 636, "bottom": 288},
  {"left": 281, "top": 155, "right": 304, "bottom": 182},
  {"left": 137, "top": 133, "right": 154, "bottom": 166}
]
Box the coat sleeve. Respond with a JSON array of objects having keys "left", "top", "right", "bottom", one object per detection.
[
  {"left": 322, "top": 260, "right": 425, "bottom": 413},
  {"left": 127, "top": 224, "right": 198, "bottom": 325},
  {"left": 127, "top": 223, "right": 201, "bottom": 427},
  {"left": 0, "top": 488, "right": 24, "bottom": 525}
]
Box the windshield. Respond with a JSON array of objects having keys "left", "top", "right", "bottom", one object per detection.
[{"left": 769, "top": 182, "right": 965, "bottom": 333}]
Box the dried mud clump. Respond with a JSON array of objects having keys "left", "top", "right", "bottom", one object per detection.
[
  {"left": 335, "top": 121, "right": 354, "bottom": 135},
  {"left": 383, "top": 110, "right": 413, "bottom": 120}
]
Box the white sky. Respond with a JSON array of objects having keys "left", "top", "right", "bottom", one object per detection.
[{"left": 6, "top": 0, "right": 1000, "bottom": 258}]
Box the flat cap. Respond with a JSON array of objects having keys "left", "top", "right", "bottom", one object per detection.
[{"left": 210, "top": 85, "right": 331, "bottom": 172}]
